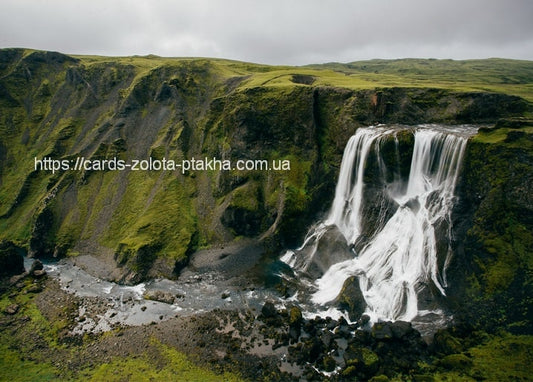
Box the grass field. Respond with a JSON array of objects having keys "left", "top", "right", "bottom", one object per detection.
[{"left": 68, "top": 53, "right": 533, "bottom": 102}]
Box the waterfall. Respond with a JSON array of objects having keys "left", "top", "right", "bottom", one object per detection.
[{"left": 283, "top": 125, "right": 476, "bottom": 323}]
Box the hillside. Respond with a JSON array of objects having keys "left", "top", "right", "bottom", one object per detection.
[
  {"left": 0, "top": 49, "right": 530, "bottom": 281},
  {"left": 0, "top": 48, "right": 532, "bottom": 380}
]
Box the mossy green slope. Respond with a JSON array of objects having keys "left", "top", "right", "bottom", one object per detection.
[
  {"left": 450, "top": 120, "right": 533, "bottom": 333},
  {"left": 0, "top": 48, "right": 531, "bottom": 284}
]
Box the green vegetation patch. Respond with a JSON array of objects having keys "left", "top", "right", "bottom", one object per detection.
[
  {"left": 78, "top": 339, "right": 243, "bottom": 382},
  {"left": 0, "top": 343, "right": 59, "bottom": 382}
]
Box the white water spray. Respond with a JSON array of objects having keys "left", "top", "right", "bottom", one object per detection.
[{"left": 285, "top": 125, "right": 475, "bottom": 322}]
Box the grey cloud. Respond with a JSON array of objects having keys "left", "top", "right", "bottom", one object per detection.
[{"left": 0, "top": 0, "right": 532, "bottom": 64}]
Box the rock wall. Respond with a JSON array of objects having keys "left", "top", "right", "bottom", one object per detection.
[{"left": 449, "top": 119, "right": 533, "bottom": 333}]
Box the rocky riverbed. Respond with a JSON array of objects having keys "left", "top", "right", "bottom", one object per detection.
[{"left": 4, "top": 256, "right": 530, "bottom": 381}]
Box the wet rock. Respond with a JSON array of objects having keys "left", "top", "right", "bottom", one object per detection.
[
  {"left": 326, "top": 317, "right": 338, "bottom": 331},
  {"left": 390, "top": 320, "right": 416, "bottom": 339},
  {"left": 295, "top": 227, "right": 354, "bottom": 278},
  {"left": 30, "top": 259, "right": 43, "bottom": 273},
  {"left": 359, "top": 314, "right": 371, "bottom": 327},
  {"left": 31, "top": 269, "right": 47, "bottom": 278},
  {"left": 261, "top": 301, "right": 278, "bottom": 318},
  {"left": 288, "top": 325, "right": 300, "bottom": 343},
  {"left": 173, "top": 256, "right": 189, "bottom": 276},
  {"left": 9, "top": 273, "right": 27, "bottom": 286},
  {"left": 143, "top": 290, "right": 175, "bottom": 304},
  {"left": 4, "top": 304, "right": 19, "bottom": 315},
  {"left": 303, "top": 320, "right": 317, "bottom": 336},
  {"left": 335, "top": 276, "right": 366, "bottom": 321},
  {"left": 221, "top": 291, "right": 231, "bottom": 299},
  {"left": 320, "top": 330, "right": 335, "bottom": 349},
  {"left": 301, "top": 337, "right": 324, "bottom": 364},
  {"left": 344, "top": 345, "right": 380, "bottom": 379},
  {"left": 335, "top": 322, "right": 353, "bottom": 339},
  {"left": 288, "top": 306, "right": 302, "bottom": 326},
  {"left": 352, "top": 329, "right": 373, "bottom": 346},
  {"left": 372, "top": 321, "right": 394, "bottom": 340}
]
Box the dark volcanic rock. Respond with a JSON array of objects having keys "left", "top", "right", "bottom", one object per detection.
[
  {"left": 30, "top": 259, "right": 44, "bottom": 274},
  {"left": 390, "top": 320, "right": 416, "bottom": 339},
  {"left": 29, "top": 260, "right": 47, "bottom": 278},
  {"left": 0, "top": 241, "right": 24, "bottom": 277},
  {"left": 372, "top": 321, "right": 394, "bottom": 340},
  {"left": 335, "top": 276, "right": 366, "bottom": 321},
  {"left": 261, "top": 301, "right": 278, "bottom": 319}
]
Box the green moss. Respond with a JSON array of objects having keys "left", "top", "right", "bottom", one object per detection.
[
  {"left": 0, "top": 288, "right": 242, "bottom": 382},
  {"left": 469, "top": 333, "right": 533, "bottom": 380},
  {"left": 436, "top": 354, "right": 473, "bottom": 371},
  {"left": 104, "top": 171, "right": 197, "bottom": 268},
  {"left": 78, "top": 339, "right": 243, "bottom": 382},
  {"left": 0, "top": 343, "right": 58, "bottom": 381},
  {"left": 430, "top": 333, "right": 533, "bottom": 381},
  {"left": 472, "top": 125, "right": 533, "bottom": 145},
  {"left": 288, "top": 306, "right": 303, "bottom": 326},
  {"left": 229, "top": 182, "right": 260, "bottom": 211},
  {"left": 458, "top": 127, "right": 533, "bottom": 331}
]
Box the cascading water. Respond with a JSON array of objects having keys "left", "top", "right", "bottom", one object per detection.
[{"left": 282, "top": 124, "right": 476, "bottom": 325}]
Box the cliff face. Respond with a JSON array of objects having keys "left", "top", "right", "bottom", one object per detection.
[
  {"left": 0, "top": 49, "right": 530, "bottom": 291},
  {"left": 450, "top": 120, "right": 533, "bottom": 333}
]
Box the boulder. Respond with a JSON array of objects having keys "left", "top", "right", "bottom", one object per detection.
[
  {"left": 288, "top": 306, "right": 303, "bottom": 342},
  {"left": 335, "top": 276, "right": 366, "bottom": 321},
  {"left": 390, "top": 320, "right": 416, "bottom": 339},
  {"left": 29, "top": 260, "right": 45, "bottom": 278},
  {"left": 31, "top": 269, "right": 47, "bottom": 278},
  {"left": 261, "top": 301, "right": 278, "bottom": 318},
  {"left": 143, "top": 290, "right": 176, "bottom": 304},
  {"left": 221, "top": 291, "right": 231, "bottom": 299},
  {"left": 344, "top": 345, "right": 380, "bottom": 379},
  {"left": 288, "top": 306, "right": 303, "bottom": 326},
  {"left": 4, "top": 304, "right": 19, "bottom": 315},
  {"left": 288, "top": 325, "right": 300, "bottom": 343},
  {"left": 372, "top": 321, "right": 393, "bottom": 340}
]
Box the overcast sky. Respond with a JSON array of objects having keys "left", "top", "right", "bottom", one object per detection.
[{"left": 1, "top": 0, "right": 532, "bottom": 65}]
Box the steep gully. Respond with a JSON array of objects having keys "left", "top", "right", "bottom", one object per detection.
[{"left": 32, "top": 124, "right": 476, "bottom": 335}]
